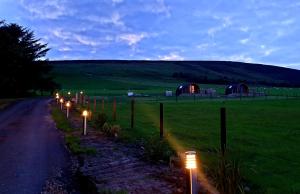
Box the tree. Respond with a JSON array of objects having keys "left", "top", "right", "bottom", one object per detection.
[{"left": 0, "top": 21, "right": 59, "bottom": 97}]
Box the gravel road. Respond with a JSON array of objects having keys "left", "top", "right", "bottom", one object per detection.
[{"left": 0, "top": 98, "right": 70, "bottom": 194}]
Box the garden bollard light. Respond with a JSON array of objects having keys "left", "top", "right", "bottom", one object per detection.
[
  {"left": 80, "top": 91, "right": 83, "bottom": 105},
  {"left": 59, "top": 98, "right": 64, "bottom": 110},
  {"left": 55, "top": 94, "right": 59, "bottom": 104},
  {"left": 82, "top": 110, "right": 88, "bottom": 135},
  {"left": 66, "top": 101, "right": 71, "bottom": 118},
  {"left": 185, "top": 151, "right": 197, "bottom": 194}
]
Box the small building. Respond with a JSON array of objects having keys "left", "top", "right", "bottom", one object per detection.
[
  {"left": 127, "top": 92, "right": 134, "bottom": 97},
  {"left": 165, "top": 90, "right": 173, "bottom": 96},
  {"left": 176, "top": 83, "right": 200, "bottom": 96},
  {"left": 225, "top": 83, "right": 249, "bottom": 95}
]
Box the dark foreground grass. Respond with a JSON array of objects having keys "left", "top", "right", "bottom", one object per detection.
[{"left": 94, "top": 98, "right": 300, "bottom": 194}]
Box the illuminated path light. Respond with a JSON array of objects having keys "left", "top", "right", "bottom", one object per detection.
[
  {"left": 59, "top": 98, "right": 64, "bottom": 110},
  {"left": 185, "top": 151, "right": 197, "bottom": 194},
  {"left": 55, "top": 94, "right": 59, "bottom": 104},
  {"left": 65, "top": 101, "right": 71, "bottom": 118},
  {"left": 82, "top": 110, "right": 88, "bottom": 135}
]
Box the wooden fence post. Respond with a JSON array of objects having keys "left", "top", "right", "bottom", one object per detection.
[{"left": 220, "top": 107, "right": 227, "bottom": 155}]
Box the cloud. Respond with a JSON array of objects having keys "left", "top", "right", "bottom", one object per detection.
[
  {"left": 144, "top": 0, "right": 171, "bottom": 17},
  {"left": 280, "top": 19, "right": 295, "bottom": 25},
  {"left": 263, "top": 48, "right": 277, "bottom": 56},
  {"left": 19, "top": 0, "right": 74, "bottom": 19},
  {"left": 111, "top": 0, "right": 123, "bottom": 5},
  {"left": 227, "top": 54, "right": 253, "bottom": 63},
  {"left": 239, "top": 26, "right": 249, "bottom": 32},
  {"left": 73, "top": 35, "right": 99, "bottom": 46},
  {"left": 207, "top": 16, "right": 233, "bottom": 36},
  {"left": 86, "top": 12, "right": 125, "bottom": 28},
  {"left": 58, "top": 47, "right": 72, "bottom": 52},
  {"left": 52, "top": 29, "right": 71, "bottom": 40},
  {"left": 239, "top": 38, "right": 249, "bottom": 44},
  {"left": 196, "top": 43, "right": 216, "bottom": 51},
  {"left": 117, "top": 33, "right": 148, "bottom": 46},
  {"left": 50, "top": 28, "right": 101, "bottom": 47},
  {"left": 159, "top": 52, "right": 184, "bottom": 60}
]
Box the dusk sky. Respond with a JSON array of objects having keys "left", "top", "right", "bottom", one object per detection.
[{"left": 1, "top": 0, "right": 300, "bottom": 69}]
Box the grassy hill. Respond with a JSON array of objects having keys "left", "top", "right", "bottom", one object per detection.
[{"left": 50, "top": 60, "right": 300, "bottom": 87}]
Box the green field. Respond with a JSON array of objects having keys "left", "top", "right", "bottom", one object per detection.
[
  {"left": 87, "top": 98, "right": 299, "bottom": 194},
  {"left": 52, "top": 62, "right": 300, "bottom": 194}
]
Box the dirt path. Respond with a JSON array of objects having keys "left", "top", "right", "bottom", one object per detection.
[
  {"left": 68, "top": 113, "right": 185, "bottom": 194},
  {"left": 79, "top": 133, "right": 184, "bottom": 194},
  {"left": 0, "top": 98, "right": 71, "bottom": 194}
]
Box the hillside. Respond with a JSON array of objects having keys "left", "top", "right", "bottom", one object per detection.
[{"left": 50, "top": 60, "right": 300, "bottom": 87}]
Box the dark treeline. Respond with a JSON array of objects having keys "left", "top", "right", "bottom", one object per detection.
[{"left": 0, "top": 21, "right": 59, "bottom": 98}]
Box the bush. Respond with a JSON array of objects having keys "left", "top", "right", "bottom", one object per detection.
[
  {"left": 94, "top": 113, "right": 107, "bottom": 129},
  {"left": 143, "top": 135, "right": 175, "bottom": 163},
  {"left": 207, "top": 152, "right": 245, "bottom": 194},
  {"left": 101, "top": 122, "right": 121, "bottom": 137}
]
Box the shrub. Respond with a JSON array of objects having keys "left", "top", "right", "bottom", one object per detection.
[
  {"left": 94, "top": 113, "right": 107, "bottom": 129},
  {"left": 207, "top": 152, "right": 245, "bottom": 194},
  {"left": 143, "top": 135, "right": 175, "bottom": 163},
  {"left": 101, "top": 123, "right": 121, "bottom": 137}
]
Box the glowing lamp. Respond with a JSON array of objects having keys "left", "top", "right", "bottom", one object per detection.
[
  {"left": 185, "top": 151, "right": 196, "bottom": 169},
  {"left": 68, "top": 91, "right": 71, "bottom": 95},
  {"left": 66, "top": 101, "right": 71, "bottom": 108},
  {"left": 80, "top": 91, "right": 83, "bottom": 95},
  {"left": 82, "top": 110, "right": 88, "bottom": 117}
]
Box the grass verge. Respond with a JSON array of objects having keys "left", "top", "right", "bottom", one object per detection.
[{"left": 51, "top": 105, "right": 96, "bottom": 155}]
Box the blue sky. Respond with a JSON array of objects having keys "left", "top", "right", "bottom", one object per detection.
[{"left": 1, "top": 0, "right": 300, "bottom": 69}]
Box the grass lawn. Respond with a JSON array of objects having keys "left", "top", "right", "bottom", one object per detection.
[{"left": 90, "top": 98, "right": 300, "bottom": 194}]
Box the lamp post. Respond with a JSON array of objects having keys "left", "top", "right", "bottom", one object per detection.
[
  {"left": 59, "top": 98, "right": 64, "bottom": 110},
  {"left": 66, "top": 101, "right": 71, "bottom": 118},
  {"left": 185, "top": 151, "right": 197, "bottom": 194},
  {"left": 80, "top": 91, "right": 83, "bottom": 105},
  {"left": 55, "top": 94, "right": 59, "bottom": 104},
  {"left": 82, "top": 110, "right": 88, "bottom": 135},
  {"left": 67, "top": 91, "right": 71, "bottom": 100}
]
